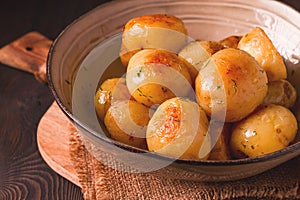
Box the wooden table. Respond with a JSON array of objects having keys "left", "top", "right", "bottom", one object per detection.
[
  {"left": 0, "top": 1, "right": 110, "bottom": 199},
  {"left": 0, "top": 0, "right": 299, "bottom": 199}
]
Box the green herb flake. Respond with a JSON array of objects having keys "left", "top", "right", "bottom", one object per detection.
[
  {"left": 201, "top": 58, "right": 211, "bottom": 70},
  {"left": 83, "top": 66, "right": 88, "bottom": 71},
  {"left": 137, "top": 88, "right": 154, "bottom": 99},
  {"left": 137, "top": 66, "right": 143, "bottom": 77},
  {"left": 231, "top": 79, "right": 237, "bottom": 94},
  {"left": 194, "top": 61, "right": 201, "bottom": 66},
  {"left": 137, "top": 88, "right": 147, "bottom": 97}
]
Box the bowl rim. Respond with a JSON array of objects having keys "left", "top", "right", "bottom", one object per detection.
[{"left": 47, "top": 0, "right": 300, "bottom": 167}]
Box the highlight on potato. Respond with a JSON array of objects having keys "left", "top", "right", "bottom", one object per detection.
[
  {"left": 195, "top": 48, "right": 268, "bottom": 123},
  {"left": 126, "top": 49, "right": 194, "bottom": 107},
  {"left": 120, "top": 14, "right": 189, "bottom": 67},
  {"left": 93, "top": 13, "right": 298, "bottom": 161},
  {"left": 230, "top": 104, "right": 298, "bottom": 158},
  {"left": 146, "top": 97, "right": 211, "bottom": 160}
]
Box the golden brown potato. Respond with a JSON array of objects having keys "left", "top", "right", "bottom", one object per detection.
[
  {"left": 146, "top": 97, "right": 210, "bottom": 160},
  {"left": 219, "top": 35, "right": 242, "bottom": 48},
  {"left": 178, "top": 40, "right": 224, "bottom": 81},
  {"left": 104, "top": 100, "right": 150, "bottom": 149},
  {"left": 237, "top": 27, "right": 287, "bottom": 81},
  {"left": 263, "top": 79, "right": 297, "bottom": 108},
  {"left": 120, "top": 14, "right": 188, "bottom": 67},
  {"left": 198, "top": 40, "right": 225, "bottom": 55},
  {"left": 230, "top": 104, "right": 298, "bottom": 158},
  {"left": 208, "top": 123, "right": 232, "bottom": 160},
  {"left": 195, "top": 48, "right": 268, "bottom": 122},
  {"left": 126, "top": 49, "right": 193, "bottom": 107},
  {"left": 119, "top": 49, "right": 140, "bottom": 67},
  {"left": 94, "top": 78, "right": 131, "bottom": 121}
]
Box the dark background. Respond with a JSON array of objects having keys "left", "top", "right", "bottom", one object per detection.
[
  {"left": 0, "top": 0, "right": 298, "bottom": 199},
  {"left": 0, "top": 0, "right": 299, "bottom": 47},
  {"left": 0, "top": 0, "right": 112, "bottom": 46}
]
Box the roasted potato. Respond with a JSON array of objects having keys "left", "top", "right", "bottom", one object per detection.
[
  {"left": 126, "top": 49, "right": 193, "bottom": 107},
  {"left": 198, "top": 40, "right": 225, "bottom": 55},
  {"left": 104, "top": 100, "right": 150, "bottom": 149},
  {"left": 263, "top": 79, "right": 297, "bottom": 108},
  {"left": 94, "top": 78, "right": 131, "bottom": 121},
  {"left": 195, "top": 48, "right": 268, "bottom": 122},
  {"left": 237, "top": 27, "right": 287, "bottom": 81},
  {"left": 96, "top": 13, "right": 299, "bottom": 161},
  {"left": 219, "top": 35, "right": 242, "bottom": 48},
  {"left": 230, "top": 104, "right": 298, "bottom": 158},
  {"left": 146, "top": 97, "right": 210, "bottom": 160},
  {"left": 178, "top": 40, "right": 224, "bottom": 81},
  {"left": 120, "top": 14, "right": 188, "bottom": 67}
]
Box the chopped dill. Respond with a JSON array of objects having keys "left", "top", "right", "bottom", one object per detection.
[
  {"left": 137, "top": 66, "right": 143, "bottom": 77},
  {"left": 201, "top": 58, "right": 211, "bottom": 70},
  {"left": 253, "top": 130, "right": 257, "bottom": 136},
  {"left": 232, "top": 79, "right": 237, "bottom": 94}
]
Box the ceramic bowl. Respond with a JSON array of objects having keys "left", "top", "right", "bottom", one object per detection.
[{"left": 47, "top": 0, "right": 300, "bottom": 181}]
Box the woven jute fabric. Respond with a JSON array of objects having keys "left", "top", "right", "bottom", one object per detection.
[{"left": 69, "top": 131, "right": 300, "bottom": 200}]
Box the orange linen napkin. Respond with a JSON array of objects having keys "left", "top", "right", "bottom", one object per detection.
[{"left": 69, "top": 131, "right": 300, "bottom": 200}]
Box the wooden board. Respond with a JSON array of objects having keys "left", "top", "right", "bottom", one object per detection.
[
  {"left": 0, "top": 31, "right": 51, "bottom": 83},
  {"left": 37, "top": 102, "right": 81, "bottom": 187}
]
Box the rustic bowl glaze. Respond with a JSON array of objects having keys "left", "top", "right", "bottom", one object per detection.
[{"left": 47, "top": 0, "right": 300, "bottom": 181}]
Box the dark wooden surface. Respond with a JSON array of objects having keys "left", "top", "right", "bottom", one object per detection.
[
  {"left": 0, "top": 0, "right": 299, "bottom": 199},
  {"left": 0, "top": 1, "right": 111, "bottom": 199}
]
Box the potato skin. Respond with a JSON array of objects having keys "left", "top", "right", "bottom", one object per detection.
[
  {"left": 94, "top": 78, "right": 131, "bottom": 121},
  {"left": 178, "top": 40, "right": 224, "bottom": 81},
  {"left": 104, "top": 100, "right": 150, "bottom": 149},
  {"left": 219, "top": 35, "right": 242, "bottom": 48},
  {"left": 238, "top": 27, "right": 287, "bottom": 81},
  {"left": 195, "top": 48, "right": 268, "bottom": 122},
  {"left": 120, "top": 14, "right": 188, "bottom": 67},
  {"left": 198, "top": 40, "right": 225, "bottom": 56},
  {"left": 230, "top": 104, "right": 298, "bottom": 158},
  {"left": 126, "top": 49, "right": 193, "bottom": 107},
  {"left": 146, "top": 97, "right": 210, "bottom": 160},
  {"left": 263, "top": 79, "right": 297, "bottom": 108}
]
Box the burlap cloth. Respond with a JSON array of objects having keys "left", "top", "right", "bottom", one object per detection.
[{"left": 69, "top": 131, "right": 300, "bottom": 200}]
